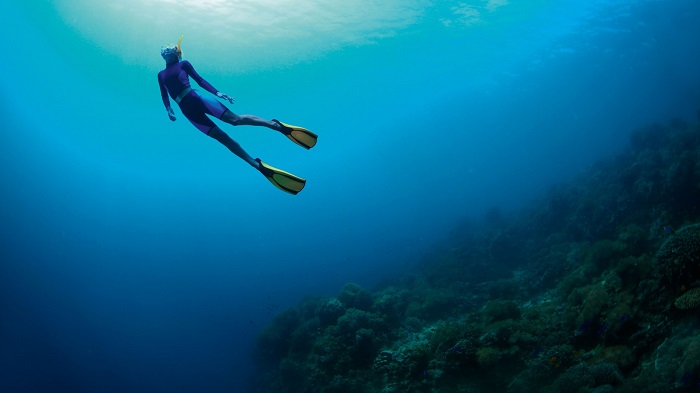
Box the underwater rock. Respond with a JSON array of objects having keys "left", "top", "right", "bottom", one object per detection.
[
  {"left": 338, "top": 283, "right": 374, "bottom": 311},
  {"left": 656, "top": 223, "right": 700, "bottom": 287},
  {"left": 590, "top": 384, "right": 615, "bottom": 393},
  {"left": 552, "top": 362, "right": 623, "bottom": 393},
  {"left": 336, "top": 308, "right": 387, "bottom": 341},
  {"left": 638, "top": 321, "right": 700, "bottom": 391},
  {"left": 482, "top": 300, "right": 521, "bottom": 323},
  {"left": 476, "top": 346, "right": 502, "bottom": 368},
  {"left": 674, "top": 287, "right": 700, "bottom": 310},
  {"left": 254, "top": 309, "right": 301, "bottom": 364},
  {"left": 552, "top": 363, "right": 596, "bottom": 392},
  {"left": 318, "top": 297, "right": 347, "bottom": 325},
  {"left": 374, "top": 289, "right": 409, "bottom": 327}
]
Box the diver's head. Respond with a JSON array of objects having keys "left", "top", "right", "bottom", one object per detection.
[
  {"left": 161, "top": 35, "right": 184, "bottom": 64},
  {"left": 161, "top": 44, "right": 181, "bottom": 64}
]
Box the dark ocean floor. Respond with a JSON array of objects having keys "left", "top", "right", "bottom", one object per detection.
[{"left": 247, "top": 112, "right": 700, "bottom": 393}]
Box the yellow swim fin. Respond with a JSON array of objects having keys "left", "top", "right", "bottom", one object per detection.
[
  {"left": 273, "top": 119, "right": 318, "bottom": 150},
  {"left": 256, "top": 159, "right": 306, "bottom": 195}
]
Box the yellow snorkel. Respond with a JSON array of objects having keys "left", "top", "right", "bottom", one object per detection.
[{"left": 177, "top": 34, "right": 184, "bottom": 58}]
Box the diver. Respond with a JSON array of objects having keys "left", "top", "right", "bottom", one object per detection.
[{"left": 157, "top": 35, "right": 317, "bottom": 195}]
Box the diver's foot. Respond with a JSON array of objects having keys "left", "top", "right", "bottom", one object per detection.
[
  {"left": 271, "top": 119, "right": 285, "bottom": 132},
  {"left": 272, "top": 119, "right": 318, "bottom": 150},
  {"left": 270, "top": 120, "right": 282, "bottom": 131},
  {"left": 255, "top": 158, "right": 306, "bottom": 195},
  {"left": 255, "top": 158, "right": 269, "bottom": 175}
]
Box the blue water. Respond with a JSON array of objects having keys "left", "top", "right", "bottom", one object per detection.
[{"left": 1, "top": 0, "right": 698, "bottom": 392}]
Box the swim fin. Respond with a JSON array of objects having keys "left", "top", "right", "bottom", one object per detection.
[
  {"left": 273, "top": 119, "right": 318, "bottom": 150},
  {"left": 256, "top": 158, "right": 306, "bottom": 195}
]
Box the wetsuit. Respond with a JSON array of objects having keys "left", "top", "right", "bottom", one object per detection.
[{"left": 158, "top": 60, "right": 228, "bottom": 134}]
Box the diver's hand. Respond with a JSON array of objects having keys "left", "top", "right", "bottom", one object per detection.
[
  {"left": 216, "top": 92, "right": 235, "bottom": 104},
  {"left": 167, "top": 106, "right": 176, "bottom": 121}
]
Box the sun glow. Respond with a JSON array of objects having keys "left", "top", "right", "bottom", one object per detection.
[
  {"left": 51, "top": 0, "right": 433, "bottom": 72},
  {"left": 47, "top": 0, "right": 534, "bottom": 72}
]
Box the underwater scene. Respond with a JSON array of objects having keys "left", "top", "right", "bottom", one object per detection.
[{"left": 2, "top": 0, "right": 700, "bottom": 392}]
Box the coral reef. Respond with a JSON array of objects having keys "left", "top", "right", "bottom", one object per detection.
[
  {"left": 318, "top": 297, "right": 347, "bottom": 326},
  {"left": 674, "top": 288, "right": 700, "bottom": 310},
  {"left": 656, "top": 224, "right": 700, "bottom": 288},
  {"left": 248, "top": 118, "right": 700, "bottom": 393}
]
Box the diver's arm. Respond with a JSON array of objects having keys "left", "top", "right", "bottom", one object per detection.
[
  {"left": 158, "top": 74, "right": 177, "bottom": 121},
  {"left": 166, "top": 106, "right": 176, "bottom": 121},
  {"left": 182, "top": 60, "right": 219, "bottom": 95},
  {"left": 158, "top": 73, "right": 171, "bottom": 107},
  {"left": 182, "top": 61, "right": 234, "bottom": 103}
]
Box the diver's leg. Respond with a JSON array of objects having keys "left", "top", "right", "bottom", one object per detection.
[
  {"left": 221, "top": 110, "right": 281, "bottom": 130},
  {"left": 207, "top": 126, "right": 260, "bottom": 169}
]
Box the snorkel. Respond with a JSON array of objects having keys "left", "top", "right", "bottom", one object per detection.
[{"left": 177, "top": 34, "right": 184, "bottom": 60}]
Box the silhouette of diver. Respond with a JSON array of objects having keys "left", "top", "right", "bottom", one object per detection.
[{"left": 157, "top": 36, "right": 317, "bottom": 194}]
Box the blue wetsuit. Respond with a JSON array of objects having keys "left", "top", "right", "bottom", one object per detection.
[{"left": 158, "top": 60, "right": 228, "bottom": 134}]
